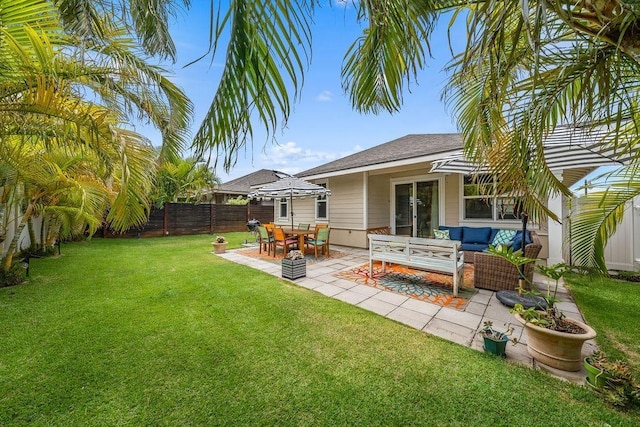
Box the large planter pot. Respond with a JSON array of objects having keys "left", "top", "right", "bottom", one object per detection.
[
  {"left": 515, "top": 313, "right": 597, "bottom": 371},
  {"left": 584, "top": 357, "right": 611, "bottom": 389},
  {"left": 282, "top": 258, "right": 306, "bottom": 280},
  {"left": 212, "top": 242, "right": 228, "bottom": 254}
]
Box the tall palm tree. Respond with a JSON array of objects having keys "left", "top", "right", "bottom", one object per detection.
[
  {"left": 53, "top": 1, "right": 640, "bottom": 271},
  {"left": 0, "top": 0, "right": 191, "bottom": 269}
]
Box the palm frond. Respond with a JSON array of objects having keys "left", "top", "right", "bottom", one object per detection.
[{"left": 191, "top": 0, "right": 313, "bottom": 171}]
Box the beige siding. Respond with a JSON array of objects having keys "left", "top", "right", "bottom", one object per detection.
[
  {"left": 443, "top": 174, "right": 459, "bottom": 226},
  {"left": 325, "top": 175, "right": 364, "bottom": 229},
  {"left": 367, "top": 174, "right": 390, "bottom": 228},
  {"left": 272, "top": 198, "right": 317, "bottom": 227}
]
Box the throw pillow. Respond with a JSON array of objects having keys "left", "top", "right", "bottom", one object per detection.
[
  {"left": 433, "top": 229, "right": 450, "bottom": 240},
  {"left": 492, "top": 229, "right": 517, "bottom": 246}
]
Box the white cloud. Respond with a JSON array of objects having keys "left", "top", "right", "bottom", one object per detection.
[
  {"left": 259, "top": 141, "right": 339, "bottom": 174},
  {"left": 332, "top": 0, "right": 356, "bottom": 8},
  {"left": 315, "top": 90, "right": 334, "bottom": 102}
]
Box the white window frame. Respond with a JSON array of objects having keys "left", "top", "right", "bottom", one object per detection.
[
  {"left": 315, "top": 182, "right": 328, "bottom": 220},
  {"left": 460, "top": 175, "right": 522, "bottom": 223},
  {"left": 278, "top": 197, "right": 288, "bottom": 220}
]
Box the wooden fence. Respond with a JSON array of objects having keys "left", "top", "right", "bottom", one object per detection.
[{"left": 101, "top": 202, "right": 274, "bottom": 238}]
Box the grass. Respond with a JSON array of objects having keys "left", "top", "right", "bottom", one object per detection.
[
  {"left": 565, "top": 272, "right": 640, "bottom": 373},
  {"left": 1, "top": 235, "right": 638, "bottom": 425}
]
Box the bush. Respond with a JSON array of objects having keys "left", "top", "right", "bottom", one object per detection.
[{"left": 0, "top": 261, "right": 26, "bottom": 287}]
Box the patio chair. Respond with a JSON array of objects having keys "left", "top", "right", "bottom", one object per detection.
[
  {"left": 305, "top": 224, "right": 327, "bottom": 249},
  {"left": 257, "top": 225, "right": 274, "bottom": 256},
  {"left": 473, "top": 231, "right": 542, "bottom": 291},
  {"left": 307, "top": 226, "right": 330, "bottom": 259},
  {"left": 273, "top": 227, "right": 299, "bottom": 258},
  {"left": 298, "top": 223, "right": 310, "bottom": 230}
]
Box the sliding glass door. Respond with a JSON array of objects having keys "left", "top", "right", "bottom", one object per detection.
[{"left": 393, "top": 180, "right": 439, "bottom": 237}]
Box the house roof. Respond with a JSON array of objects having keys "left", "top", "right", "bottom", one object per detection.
[
  {"left": 216, "top": 169, "right": 290, "bottom": 195},
  {"left": 297, "top": 134, "right": 463, "bottom": 178}
]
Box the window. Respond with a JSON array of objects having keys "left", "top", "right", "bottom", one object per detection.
[
  {"left": 316, "top": 183, "right": 328, "bottom": 220},
  {"left": 462, "top": 175, "right": 520, "bottom": 221},
  {"left": 278, "top": 198, "right": 288, "bottom": 219}
]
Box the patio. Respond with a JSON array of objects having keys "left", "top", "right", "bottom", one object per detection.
[{"left": 219, "top": 244, "right": 597, "bottom": 384}]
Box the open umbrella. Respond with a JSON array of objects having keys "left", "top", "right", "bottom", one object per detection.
[{"left": 248, "top": 176, "right": 331, "bottom": 229}]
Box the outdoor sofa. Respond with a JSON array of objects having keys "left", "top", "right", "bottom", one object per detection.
[{"left": 437, "top": 225, "right": 542, "bottom": 291}]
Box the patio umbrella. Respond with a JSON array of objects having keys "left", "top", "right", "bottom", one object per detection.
[
  {"left": 429, "top": 125, "right": 639, "bottom": 175},
  {"left": 248, "top": 176, "right": 331, "bottom": 229}
]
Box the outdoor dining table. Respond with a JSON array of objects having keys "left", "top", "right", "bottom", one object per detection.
[{"left": 282, "top": 228, "right": 315, "bottom": 255}]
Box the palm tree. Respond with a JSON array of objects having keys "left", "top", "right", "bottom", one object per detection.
[
  {"left": 53, "top": 1, "right": 640, "bottom": 271},
  {"left": 151, "top": 157, "right": 219, "bottom": 206},
  {"left": 0, "top": 0, "right": 192, "bottom": 270}
]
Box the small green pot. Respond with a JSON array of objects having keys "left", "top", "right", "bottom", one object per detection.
[
  {"left": 482, "top": 333, "right": 509, "bottom": 357},
  {"left": 584, "top": 357, "right": 611, "bottom": 389}
]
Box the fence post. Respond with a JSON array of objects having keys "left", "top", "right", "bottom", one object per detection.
[
  {"left": 163, "top": 203, "right": 169, "bottom": 236},
  {"left": 209, "top": 203, "right": 214, "bottom": 234}
]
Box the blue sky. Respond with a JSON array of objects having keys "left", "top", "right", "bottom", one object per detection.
[{"left": 138, "top": 2, "right": 463, "bottom": 182}]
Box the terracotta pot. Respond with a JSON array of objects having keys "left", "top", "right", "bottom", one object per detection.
[
  {"left": 212, "top": 242, "right": 227, "bottom": 254},
  {"left": 514, "top": 313, "right": 596, "bottom": 371}
]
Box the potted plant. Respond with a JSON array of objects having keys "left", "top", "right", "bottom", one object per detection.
[
  {"left": 583, "top": 351, "right": 640, "bottom": 408},
  {"left": 584, "top": 351, "right": 613, "bottom": 389},
  {"left": 212, "top": 235, "right": 228, "bottom": 254},
  {"left": 509, "top": 262, "right": 597, "bottom": 371},
  {"left": 478, "top": 321, "right": 513, "bottom": 357},
  {"left": 282, "top": 250, "right": 306, "bottom": 280}
]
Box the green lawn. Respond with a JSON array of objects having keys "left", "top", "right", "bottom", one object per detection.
[
  {"left": 565, "top": 272, "right": 640, "bottom": 374},
  {"left": 1, "top": 235, "right": 638, "bottom": 425}
]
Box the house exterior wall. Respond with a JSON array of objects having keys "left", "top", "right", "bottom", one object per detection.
[
  {"left": 443, "top": 174, "right": 459, "bottom": 226},
  {"left": 367, "top": 174, "right": 390, "bottom": 228},
  {"left": 273, "top": 197, "right": 316, "bottom": 227}
]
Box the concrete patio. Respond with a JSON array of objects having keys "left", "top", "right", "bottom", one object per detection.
[{"left": 218, "top": 245, "right": 597, "bottom": 384}]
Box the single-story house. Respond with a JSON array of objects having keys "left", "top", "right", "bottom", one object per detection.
[
  {"left": 207, "top": 169, "right": 290, "bottom": 204},
  {"left": 270, "top": 133, "right": 606, "bottom": 265}
]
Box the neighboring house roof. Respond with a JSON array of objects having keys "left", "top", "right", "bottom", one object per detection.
[
  {"left": 216, "top": 169, "right": 290, "bottom": 195},
  {"left": 298, "top": 134, "right": 463, "bottom": 178}
]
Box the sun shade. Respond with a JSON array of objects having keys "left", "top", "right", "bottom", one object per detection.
[{"left": 430, "top": 125, "right": 638, "bottom": 174}]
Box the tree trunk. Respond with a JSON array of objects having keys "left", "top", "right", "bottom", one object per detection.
[
  {"left": 2, "top": 219, "right": 27, "bottom": 271},
  {"left": 27, "top": 216, "right": 36, "bottom": 250},
  {"left": 2, "top": 203, "right": 34, "bottom": 271}
]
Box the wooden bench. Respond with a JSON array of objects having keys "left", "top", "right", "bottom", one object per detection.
[{"left": 368, "top": 234, "right": 465, "bottom": 297}]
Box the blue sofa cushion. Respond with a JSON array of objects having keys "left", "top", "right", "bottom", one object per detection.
[
  {"left": 462, "top": 227, "right": 492, "bottom": 244},
  {"left": 461, "top": 243, "right": 488, "bottom": 252},
  {"left": 439, "top": 226, "right": 463, "bottom": 241},
  {"left": 489, "top": 228, "right": 500, "bottom": 243},
  {"left": 511, "top": 230, "right": 532, "bottom": 251}
]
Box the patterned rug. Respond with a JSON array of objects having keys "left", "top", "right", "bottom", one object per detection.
[
  {"left": 336, "top": 262, "right": 477, "bottom": 310},
  {"left": 236, "top": 246, "right": 347, "bottom": 264}
]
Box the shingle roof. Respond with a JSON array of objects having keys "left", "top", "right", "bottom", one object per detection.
[
  {"left": 298, "top": 134, "right": 463, "bottom": 177},
  {"left": 217, "top": 169, "right": 290, "bottom": 194}
]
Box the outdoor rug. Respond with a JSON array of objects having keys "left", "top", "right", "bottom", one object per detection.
[
  {"left": 335, "top": 262, "right": 477, "bottom": 310},
  {"left": 236, "top": 246, "right": 347, "bottom": 265}
]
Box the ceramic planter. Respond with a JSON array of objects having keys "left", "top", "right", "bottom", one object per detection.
[
  {"left": 515, "top": 313, "right": 597, "bottom": 371},
  {"left": 212, "top": 242, "right": 228, "bottom": 254},
  {"left": 282, "top": 258, "right": 306, "bottom": 280}
]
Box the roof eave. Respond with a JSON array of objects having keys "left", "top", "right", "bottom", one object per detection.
[{"left": 300, "top": 150, "right": 461, "bottom": 180}]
